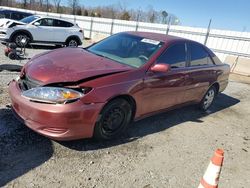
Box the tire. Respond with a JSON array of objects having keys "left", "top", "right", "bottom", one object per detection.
[
  {"left": 8, "top": 52, "right": 17, "bottom": 60},
  {"left": 13, "top": 33, "right": 30, "bottom": 47},
  {"left": 66, "top": 38, "right": 79, "bottom": 47},
  {"left": 94, "top": 98, "right": 132, "bottom": 140},
  {"left": 199, "top": 86, "right": 217, "bottom": 111}
]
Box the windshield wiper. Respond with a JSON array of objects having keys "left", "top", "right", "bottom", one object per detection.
[{"left": 89, "top": 51, "right": 117, "bottom": 62}]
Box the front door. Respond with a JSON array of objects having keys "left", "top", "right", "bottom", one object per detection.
[
  {"left": 28, "top": 18, "right": 54, "bottom": 42},
  {"left": 141, "top": 42, "right": 189, "bottom": 116}
]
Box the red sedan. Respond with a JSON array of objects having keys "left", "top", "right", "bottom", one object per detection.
[{"left": 8, "top": 32, "right": 230, "bottom": 140}]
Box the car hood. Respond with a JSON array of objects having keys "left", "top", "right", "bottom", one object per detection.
[
  {"left": 0, "top": 18, "right": 25, "bottom": 28},
  {"left": 24, "top": 48, "right": 134, "bottom": 85}
]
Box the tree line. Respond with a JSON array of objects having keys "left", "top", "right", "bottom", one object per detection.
[{"left": 0, "top": 0, "right": 180, "bottom": 24}]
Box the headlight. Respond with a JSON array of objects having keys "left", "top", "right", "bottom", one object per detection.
[{"left": 22, "top": 87, "right": 83, "bottom": 104}]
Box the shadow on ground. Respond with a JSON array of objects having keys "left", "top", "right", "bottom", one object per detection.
[
  {"left": 0, "top": 108, "right": 53, "bottom": 186},
  {"left": 0, "top": 93, "right": 240, "bottom": 186},
  {"left": 60, "top": 93, "right": 240, "bottom": 151},
  {"left": 27, "top": 44, "right": 60, "bottom": 50}
]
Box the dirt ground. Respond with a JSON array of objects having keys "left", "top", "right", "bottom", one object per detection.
[{"left": 0, "top": 43, "right": 250, "bottom": 188}]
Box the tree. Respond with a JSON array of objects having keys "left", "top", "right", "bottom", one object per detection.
[
  {"left": 120, "top": 11, "right": 130, "bottom": 21},
  {"left": 90, "top": 11, "right": 95, "bottom": 17},
  {"left": 83, "top": 9, "right": 88, "bottom": 16},
  {"left": 39, "top": 0, "right": 44, "bottom": 9},
  {"left": 20, "top": 0, "right": 28, "bottom": 8},
  {"left": 161, "top": 10, "right": 168, "bottom": 24},
  {"left": 149, "top": 13, "right": 155, "bottom": 23},
  {"left": 68, "top": 0, "right": 79, "bottom": 15},
  {"left": 53, "top": 0, "right": 61, "bottom": 13},
  {"left": 76, "top": 7, "right": 82, "bottom": 15},
  {"left": 45, "top": 0, "right": 49, "bottom": 12}
]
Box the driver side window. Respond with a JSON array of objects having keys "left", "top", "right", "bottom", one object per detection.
[
  {"left": 157, "top": 43, "right": 187, "bottom": 68},
  {"left": 37, "top": 18, "right": 54, "bottom": 26}
]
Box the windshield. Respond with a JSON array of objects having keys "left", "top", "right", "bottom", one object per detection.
[
  {"left": 87, "top": 33, "right": 164, "bottom": 68},
  {"left": 20, "top": 15, "right": 40, "bottom": 24}
]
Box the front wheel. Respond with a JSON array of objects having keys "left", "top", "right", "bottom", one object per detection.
[
  {"left": 199, "top": 86, "right": 216, "bottom": 111},
  {"left": 94, "top": 98, "right": 132, "bottom": 140},
  {"left": 13, "top": 33, "right": 29, "bottom": 47}
]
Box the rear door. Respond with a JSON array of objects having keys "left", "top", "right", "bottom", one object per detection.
[
  {"left": 183, "top": 42, "right": 217, "bottom": 103},
  {"left": 52, "top": 19, "right": 74, "bottom": 42},
  {"left": 141, "top": 42, "right": 189, "bottom": 115}
]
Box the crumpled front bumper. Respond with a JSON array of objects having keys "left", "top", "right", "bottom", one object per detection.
[{"left": 8, "top": 80, "right": 104, "bottom": 141}]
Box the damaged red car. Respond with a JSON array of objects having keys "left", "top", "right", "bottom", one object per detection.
[{"left": 8, "top": 31, "right": 230, "bottom": 141}]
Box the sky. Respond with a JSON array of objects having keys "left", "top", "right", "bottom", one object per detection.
[{"left": 73, "top": 0, "right": 250, "bottom": 32}]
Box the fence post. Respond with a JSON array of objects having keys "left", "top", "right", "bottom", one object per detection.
[
  {"left": 204, "top": 19, "right": 212, "bottom": 45},
  {"left": 89, "top": 17, "right": 94, "bottom": 39},
  {"left": 135, "top": 21, "right": 139, "bottom": 31},
  {"left": 166, "top": 17, "right": 172, "bottom": 35},
  {"left": 110, "top": 19, "right": 114, "bottom": 35},
  {"left": 135, "top": 10, "right": 141, "bottom": 31}
]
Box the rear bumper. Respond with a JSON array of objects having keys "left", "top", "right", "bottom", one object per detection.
[{"left": 8, "top": 80, "right": 104, "bottom": 141}]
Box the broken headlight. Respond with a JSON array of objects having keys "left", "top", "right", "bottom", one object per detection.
[{"left": 22, "top": 87, "right": 84, "bottom": 104}]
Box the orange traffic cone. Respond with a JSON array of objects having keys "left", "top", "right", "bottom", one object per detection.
[{"left": 198, "top": 149, "right": 224, "bottom": 188}]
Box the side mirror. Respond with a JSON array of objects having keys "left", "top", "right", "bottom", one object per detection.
[
  {"left": 150, "top": 63, "right": 170, "bottom": 73},
  {"left": 34, "top": 22, "right": 40, "bottom": 26}
]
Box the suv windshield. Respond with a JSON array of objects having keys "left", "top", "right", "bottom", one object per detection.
[
  {"left": 87, "top": 33, "right": 164, "bottom": 68},
  {"left": 20, "top": 15, "right": 40, "bottom": 23}
]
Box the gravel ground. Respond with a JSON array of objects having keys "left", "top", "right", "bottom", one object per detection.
[{"left": 0, "top": 43, "right": 250, "bottom": 188}]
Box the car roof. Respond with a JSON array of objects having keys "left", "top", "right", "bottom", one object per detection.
[
  {"left": 0, "top": 9, "right": 32, "bottom": 15},
  {"left": 125, "top": 31, "right": 192, "bottom": 44},
  {"left": 37, "top": 15, "right": 75, "bottom": 24}
]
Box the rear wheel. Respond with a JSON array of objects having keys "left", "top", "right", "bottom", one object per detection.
[
  {"left": 199, "top": 86, "right": 216, "bottom": 111},
  {"left": 94, "top": 98, "right": 132, "bottom": 140},
  {"left": 66, "top": 38, "right": 78, "bottom": 47}
]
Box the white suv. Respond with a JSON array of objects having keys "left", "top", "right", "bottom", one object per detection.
[{"left": 0, "top": 15, "right": 83, "bottom": 47}]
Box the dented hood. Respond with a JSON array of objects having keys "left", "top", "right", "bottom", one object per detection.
[
  {"left": 24, "top": 48, "right": 133, "bottom": 85},
  {"left": 0, "top": 18, "right": 25, "bottom": 28}
]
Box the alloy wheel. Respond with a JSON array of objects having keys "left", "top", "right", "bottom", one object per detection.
[
  {"left": 203, "top": 89, "right": 215, "bottom": 110},
  {"left": 68, "top": 39, "right": 78, "bottom": 47}
]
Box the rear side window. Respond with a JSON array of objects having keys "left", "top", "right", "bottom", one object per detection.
[
  {"left": 157, "top": 43, "right": 186, "bottom": 68},
  {"left": 54, "top": 19, "right": 73, "bottom": 27},
  {"left": 189, "top": 43, "right": 214, "bottom": 66}
]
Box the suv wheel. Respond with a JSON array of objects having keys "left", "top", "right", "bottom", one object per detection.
[
  {"left": 66, "top": 38, "right": 78, "bottom": 47},
  {"left": 13, "top": 33, "right": 30, "bottom": 47}
]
